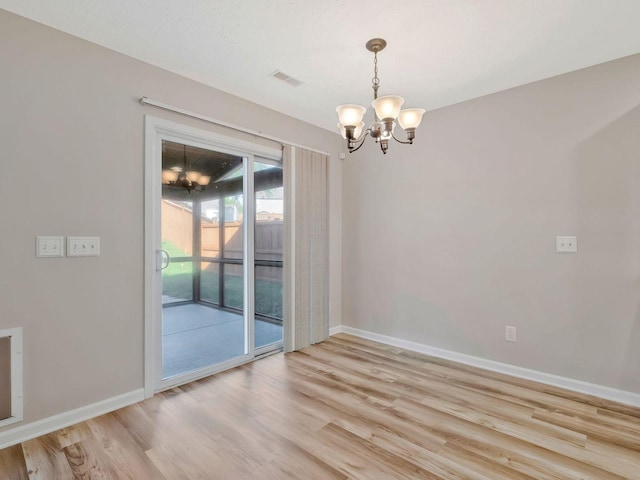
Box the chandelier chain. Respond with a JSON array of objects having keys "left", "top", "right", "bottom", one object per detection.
[{"left": 371, "top": 51, "right": 380, "bottom": 99}]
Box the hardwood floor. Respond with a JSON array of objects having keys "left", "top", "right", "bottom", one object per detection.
[{"left": 1, "top": 333, "right": 639, "bottom": 479}]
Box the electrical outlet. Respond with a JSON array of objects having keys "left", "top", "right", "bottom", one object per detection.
[
  {"left": 556, "top": 236, "right": 577, "bottom": 253},
  {"left": 505, "top": 325, "right": 517, "bottom": 342},
  {"left": 36, "top": 236, "right": 64, "bottom": 257},
  {"left": 67, "top": 236, "right": 100, "bottom": 257}
]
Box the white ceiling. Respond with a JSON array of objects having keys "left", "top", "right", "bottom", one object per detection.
[{"left": 2, "top": 1, "right": 640, "bottom": 133}]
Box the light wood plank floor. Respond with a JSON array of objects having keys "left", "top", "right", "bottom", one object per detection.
[{"left": 1, "top": 334, "right": 639, "bottom": 479}]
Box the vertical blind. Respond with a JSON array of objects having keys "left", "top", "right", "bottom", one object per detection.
[{"left": 283, "top": 146, "right": 329, "bottom": 351}]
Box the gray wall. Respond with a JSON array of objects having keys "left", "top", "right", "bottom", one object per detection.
[
  {"left": 0, "top": 9, "right": 342, "bottom": 429},
  {"left": 343, "top": 54, "right": 640, "bottom": 393}
]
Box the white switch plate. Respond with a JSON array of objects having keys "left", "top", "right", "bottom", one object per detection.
[
  {"left": 36, "top": 236, "right": 64, "bottom": 257},
  {"left": 556, "top": 236, "right": 577, "bottom": 253},
  {"left": 505, "top": 325, "right": 517, "bottom": 342},
  {"left": 67, "top": 236, "right": 100, "bottom": 257}
]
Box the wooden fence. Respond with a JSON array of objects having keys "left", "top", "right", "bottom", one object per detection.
[{"left": 162, "top": 200, "right": 283, "bottom": 280}]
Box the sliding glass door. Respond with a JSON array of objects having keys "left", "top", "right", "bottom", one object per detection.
[
  {"left": 149, "top": 127, "right": 283, "bottom": 390},
  {"left": 160, "top": 141, "right": 248, "bottom": 380}
]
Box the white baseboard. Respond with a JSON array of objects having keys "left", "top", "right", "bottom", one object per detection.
[
  {"left": 331, "top": 325, "right": 640, "bottom": 408},
  {"left": 0, "top": 388, "right": 145, "bottom": 450},
  {"left": 329, "top": 325, "right": 343, "bottom": 337}
]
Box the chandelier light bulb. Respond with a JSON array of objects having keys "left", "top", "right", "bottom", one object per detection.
[
  {"left": 372, "top": 95, "right": 404, "bottom": 121},
  {"left": 186, "top": 171, "right": 201, "bottom": 183},
  {"left": 162, "top": 169, "right": 179, "bottom": 184},
  {"left": 398, "top": 108, "right": 426, "bottom": 130},
  {"left": 164, "top": 145, "right": 210, "bottom": 192},
  {"left": 336, "top": 104, "right": 366, "bottom": 127}
]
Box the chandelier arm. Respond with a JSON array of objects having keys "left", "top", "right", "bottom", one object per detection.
[
  {"left": 348, "top": 130, "right": 371, "bottom": 153},
  {"left": 391, "top": 131, "right": 413, "bottom": 145},
  {"left": 352, "top": 128, "right": 370, "bottom": 144}
]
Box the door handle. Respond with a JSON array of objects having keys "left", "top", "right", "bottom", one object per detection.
[{"left": 156, "top": 249, "right": 170, "bottom": 271}]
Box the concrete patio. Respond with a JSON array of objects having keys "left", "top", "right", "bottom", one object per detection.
[{"left": 162, "top": 303, "right": 282, "bottom": 379}]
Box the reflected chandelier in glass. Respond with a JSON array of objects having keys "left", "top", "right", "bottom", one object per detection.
[{"left": 162, "top": 144, "right": 211, "bottom": 193}]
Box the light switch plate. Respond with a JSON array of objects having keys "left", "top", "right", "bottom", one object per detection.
[
  {"left": 67, "top": 236, "right": 100, "bottom": 257},
  {"left": 556, "top": 236, "right": 577, "bottom": 253},
  {"left": 36, "top": 236, "right": 64, "bottom": 257}
]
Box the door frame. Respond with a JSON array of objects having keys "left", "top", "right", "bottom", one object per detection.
[{"left": 144, "top": 116, "right": 282, "bottom": 398}]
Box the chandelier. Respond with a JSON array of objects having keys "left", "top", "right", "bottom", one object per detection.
[
  {"left": 162, "top": 145, "right": 211, "bottom": 193},
  {"left": 336, "top": 38, "right": 425, "bottom": 155}
]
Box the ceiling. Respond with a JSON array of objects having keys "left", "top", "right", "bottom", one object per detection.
[{"left": 2, "top": 1, "right": 640, "bottom": 133}]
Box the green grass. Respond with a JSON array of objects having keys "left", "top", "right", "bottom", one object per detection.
[{"left": 162, "top": 241, "right": 282, "bottom": 319}]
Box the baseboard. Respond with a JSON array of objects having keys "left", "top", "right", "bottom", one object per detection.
[
  {"left": 329, "top": 325, "right": 343, "bottom": 337},
  {"left": 331, "top": 325, "right": 640, "bottom": 408},
  {"left": 0, "top": 388, "right": 145, "bottom": 450}
]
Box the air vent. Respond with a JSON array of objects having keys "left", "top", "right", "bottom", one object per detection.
[
  {"left": 270, "top": 70, "right": 303, "bottom": 87},
  {"left": 0, "top": 327, "right": 22, "bottom": 428}
]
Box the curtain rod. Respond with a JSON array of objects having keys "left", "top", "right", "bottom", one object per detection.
[{"left": 139, "top": 96, "right": 330, "bottom": 156}]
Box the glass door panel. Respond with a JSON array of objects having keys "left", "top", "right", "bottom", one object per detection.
[
  {"left": 222, "top": 192, "right": 244, "bottom": 312},
  {"left": 254, "top": 161, "right": 284, "bottom": 349},
  {"left": 200, "top": 261, "right": 220, "bottom": 305},
  {"left": 161, "top": 199, "right": 194, "bottom": 305},
  {"left": 200, "top": 198, "right": 221, "bottom": 306},
  {"left": 161, "top": 140, "right": 247, "bottom": 380},
  {"left": 162, "top": 258, "right": 194, "bottom": 304}
]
